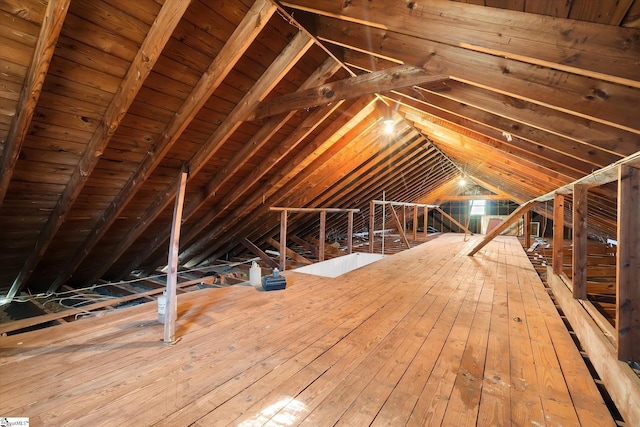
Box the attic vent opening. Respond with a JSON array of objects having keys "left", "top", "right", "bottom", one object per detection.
[{"left": 470, "top": 199, "right": 486, "bottom": 216}]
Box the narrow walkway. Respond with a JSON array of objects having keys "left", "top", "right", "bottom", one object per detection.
[{"left": 0, "top": 234, "right": 614, "bottom": 426}]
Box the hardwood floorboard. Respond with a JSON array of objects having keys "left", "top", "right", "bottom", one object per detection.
[{"left": 0, "top": 234, "right": 615, "bottom": 426}]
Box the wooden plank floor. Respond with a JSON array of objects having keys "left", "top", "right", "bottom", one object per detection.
[{"left": 0, "top": 234, "right": 615, "bottom": 426}]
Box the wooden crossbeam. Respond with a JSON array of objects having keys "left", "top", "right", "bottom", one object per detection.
[
  {"left": 467, "top": 201, "right": 538, "bottom": 256},
  {"left": 388, "top": 205, "right": 411, "bottom": 249},
  {"left": 249, "top": 65, "right": 447, "bottom": 120},
  {"left": 241, "top": 238, "right": 279, "bottom": 269},
  {"left": 435, "top": 207, "right": 472, "bottom": 235},
  {"left": 266, "top": 238, "right": 313, "bottom": 267},
  {"left": 0, "top": 0, "right": 70, "bottom": 206}
]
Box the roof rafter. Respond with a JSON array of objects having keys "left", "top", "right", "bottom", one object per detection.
[
  {"left": 5, "top": 0, "right": 192, "bottom": 301},
  {"left": 0, "top": 0, "right": 70, "bottom": 206},
  {"left": 86, "top": 30, "right": 315, "bottom": 284},
  {"left": 50, "top": 0, "right": 277, "bottom": 290}
]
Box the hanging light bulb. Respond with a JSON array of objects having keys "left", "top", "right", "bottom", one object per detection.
[
  {"left": 383, "top": 118, "right": 394, "bottom": 134},
  {"left": 459, "top": 177, "right": 466, "bottom": 187}
]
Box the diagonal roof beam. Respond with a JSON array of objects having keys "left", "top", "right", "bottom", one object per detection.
[
  {"left": 248, "top": 64, "right": 447, "bottom": 120},
  {"left": 4, "top": 0, "right": 193, "bottom": 302},
  {"left": 0, "top": 0, "right": 70, "bottom": 207},
  {"left": 86, "top": 30, "right": 315, "bottom": 285},
  {"left": 281, "top": 0, "right": 640, "bottom": 88},
  {"left": 119, "top": 57, "right": 341, "bottom": 275},
  {"left": 50, "top": 0, "right": 276, "bottom": 291}
]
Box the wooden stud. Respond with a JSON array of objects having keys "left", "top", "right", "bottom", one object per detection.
[
  {"left": 413, "top": 206, "right": 418, "bottom": 241},
  {"left": 319, "top": 211, "right": 327, "bottom": 262},
  {"left": 369, "top": 200, "right": 375, "bottom": 254},
  {"left": 523, "top": 210, "right": 531, "bottom": 249},
  {"left": 553, "top": 193, "right": 565, "bottom": 276},
  {"left": 347, "top": 210, "right": 354, "bottom": 254},
  {"left": 280, "top": 210, "right": 288, "bottom": 271},
  {"left": 164, "top": 167, "right": 188, "bottom": 344},
  {"left": 572, "top": 184, "right": 589, "bottom": 300},
  {"left": 423, "top": 206, "right": 429, "bottom": 237},
  {"left": 617, "top": 165, "right": 640, "bottom": 362}
]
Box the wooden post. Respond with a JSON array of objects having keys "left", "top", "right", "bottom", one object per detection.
[
  {"left": 402, "top": 205, "right": 407, "bottom": 235},
  {"left": 423, "top": 206, "right": 428, "bottom": 237},
  {"left": 164, "top": 167, "right": 188, "bottom": 344},
  {"left": 523, "top": 210, "right": 531, "bottom": 249},
  {"left": 389, "top": 205, "right": 411, "bottom": 249},
  {"left": 347, "top": 210, "right": 354, "bottom": 254},
  {"left": 617, "top": 165, "right": 640, "bottom": 362},
  {"left": 369, "top": 201, "right": 375, "bottom": 254},
  {"left": 280, "top": 210, "right": 287, "bottom": 271},
  {"left": 319, "top": 210, "right": 326, "bottom": 262},
  {"left": 413, "top": 207, "right": 418, "bottom": 241},
  {"left": 553, "top": 193, "right": 565, "bottom": 276},
  {"left": 573, "top": 184, "right": 589, "bottom": 300}
]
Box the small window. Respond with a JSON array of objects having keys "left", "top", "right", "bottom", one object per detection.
[{"left": 469, "top": 199, "right": 486, "bottom": 216}]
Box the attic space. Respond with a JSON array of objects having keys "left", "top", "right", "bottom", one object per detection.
[{"left": 0, "top": 0, "right": 639, "bottom": 425}]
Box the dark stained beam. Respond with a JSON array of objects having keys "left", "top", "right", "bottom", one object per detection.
[
  {"left": 6, "top": 0, "right": 192, "bottom": 301},
  {"left": 87, "top": 30, "right": 314, "bottom": 284},
  {"left": 51, "top": 0, "right": 277, "bottom": 291},
  {"left": 241, "top": 238, "right": 279, "bottom": 269},
  {"left": 118, "top": 58, "right": 341, "bottom": 276},
  {"left": 249, "top": 65, "right": 447, "bottom": 120},
  {"left": 0, "top": 0, "right": 70, "bottom": 206}
]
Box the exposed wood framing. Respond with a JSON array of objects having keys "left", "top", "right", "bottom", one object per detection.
[
  {"left": 241, "top": 238, "right": 279, "bottom": 269},
  {"left": 467, "top": 201, "right": 538, "bottom": 256},
  {"left": 616, "top": 165, "right": 640, "bottom": 361},
  {"left": 319, "top": 210, "right": 326, "bottom": 262},
  {"left": 290, "top": 235, "right": 319, "bottom": 258},
  {"left": 553, "top": 193, "right": 565, "bottom": 276},
  {"left": 250, "top": 65, "right": 447, "bottom": 120},
  {"left": 6, "top": 0, "right": 192, "bottom": 301},
  {"left": 572, "top": 184, "right": 589, "bottom": 299},
  {"left": 86, "top": 30, "right": 314, "bottom": 284},
  {"left": 523, "top": 211, "right": 531, "bottom": 249},
  {"left": 280, "top": 211, "right": 287, "bottom": 271},
  {"left": 388, "top": 205, "right": 410, "bottom": 249},
  {"left": 266, "top": 238, "right": 312, "bottom": 268},
  {"left": 0, "top": 0, "right": 70, "bottom": 206},
  {"left": 547, "top": 269, "right": 640, "bottom": 427},
  {"left": 164, "top": 167, "right": 187, "bottom": 344},
  {"left": 347, "top": 210, "right": 354, "bottom": 254},
  {"left": 435, "top": 207, "right": 472, "bottom": 235},
  {"left": 51, "top": 0, "right": 277, "bottom": 290}
]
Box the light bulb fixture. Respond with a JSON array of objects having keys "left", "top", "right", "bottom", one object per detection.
[
  {"left": 383, "top": 118, "right": 394, "bottom": 134},
  {"left": 459, "top": 177, "right": 466, "bottom": 187}
]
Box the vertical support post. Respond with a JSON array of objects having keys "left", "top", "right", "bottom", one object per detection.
[
  {"left": 347, "top": 210, "right": 354, "bottom": 254},
  {"left": 369, "top": 201, "right": 375, "bottom": 254},
  {"left": 164, "top": 166, "right": 188, "bottom": 344},
  {"left": 617, "top": 165, "right": 640, "bottom": 361},
  {"left": 573, "top": 184, "right": 589, "bottom": 299},
  {"left": 423, "top": 206, "right": 428, "bottom": 237},
  {"left": 523, "top": 210, "right": 531, "bottom": 249},
  {"left": 319, "top": 210, "right": 326, "bottom": 262},
  {"left": 553, "top": 193, "right": 565, "bottom": 276},
  {"left": 280, "top": 210, "right": 287, "bottom": 271},
  {"left": 402, "top": 204, "right": 407, "bottom": 235},
  {"left": 413, "top": 207, "right": 418, "bottom": 241}
]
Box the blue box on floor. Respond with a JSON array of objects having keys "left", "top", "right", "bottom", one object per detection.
[{"left": 261, "top": 275, "right": 286, "bottom": 291}]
